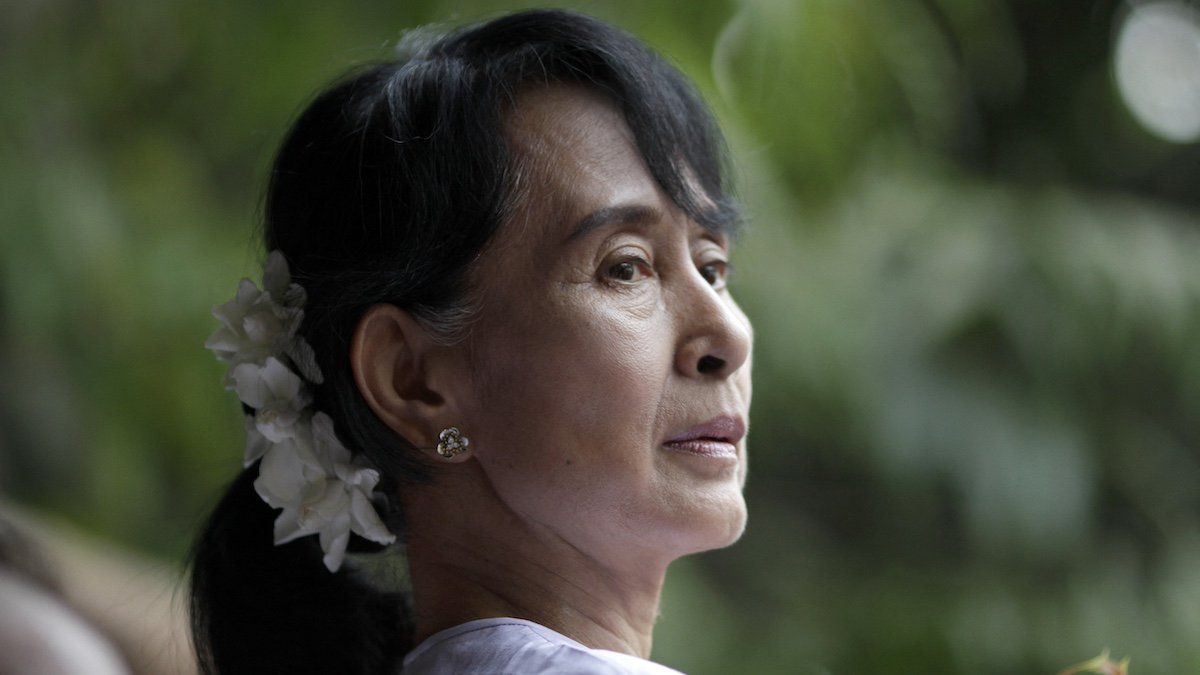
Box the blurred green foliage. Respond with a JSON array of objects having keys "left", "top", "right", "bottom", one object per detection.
[{"left": 1, "top": 1, "right": 1197, "bottom": 673}]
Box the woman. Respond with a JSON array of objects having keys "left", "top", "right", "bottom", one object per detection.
[{"left": 192, "top": 9, "right": 752, "bottom": 674}]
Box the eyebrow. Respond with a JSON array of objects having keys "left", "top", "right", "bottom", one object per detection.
[{"left": 565, "top": 203, "right": 663, "bottom": 243}]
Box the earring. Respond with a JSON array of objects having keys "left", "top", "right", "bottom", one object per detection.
[{"left": 436, "top": 427, "right": 470, "bottom": 459}]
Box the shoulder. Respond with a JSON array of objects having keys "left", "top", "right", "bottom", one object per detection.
[{"left": 400, "top": 619, "right": 683, "bottom": 675}]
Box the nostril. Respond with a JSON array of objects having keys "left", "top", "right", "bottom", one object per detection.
[{"left": 697, "top": 355, "right": 725, "bottom": 375}]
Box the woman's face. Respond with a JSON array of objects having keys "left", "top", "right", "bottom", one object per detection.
[{"left": 453, "top": 85, "right": 752, "bottom": 570}]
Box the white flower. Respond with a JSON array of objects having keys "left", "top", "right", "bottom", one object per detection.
[
  {"left": 253, "top": 415, "right": 325, "bottom": 509},
  {"left": 314, "top": 412, "right": 395, "bottom": 548},
  {"left": 204, "top": 251, "right": 323, "bottom": 384},
  {"left": 206, "top": 278, "right": 301, "bottom": 364},
  {"left": 311, "top": 413, "right": 397, "bottom": 569},
  {"left": 209, "top": 250, "right": 395, "bottom": 573},
  {"left": 229, "top": 357, "right": 311, "bottom": 443},
  {"left": 255, "top": 413, "right": 396, "bottom": 571}
]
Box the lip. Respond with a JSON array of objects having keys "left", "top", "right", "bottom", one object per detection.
[{"left": 662, "top": 415, "right": 746, "bottom": 459}]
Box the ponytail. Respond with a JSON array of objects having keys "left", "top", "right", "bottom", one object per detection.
[{"left": 189, "top": 467, "right": 410, "bottom": 674}]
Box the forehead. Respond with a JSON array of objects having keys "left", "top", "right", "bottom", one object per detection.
[{"left": 503, "top": 84, "right": 663, "bottom": 243}]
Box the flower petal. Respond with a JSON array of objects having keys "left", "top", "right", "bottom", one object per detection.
[
  {"left": 279, "top": 282, "right": 306, "bottom": 309},
  {"left": 288, "top": 420, "right": 325, "bottom": 472},
  {"left": 272, "top": 507, "right": 305, "bottom": 544},
  {"left": 228, "top": 362, "right": 269, "bottom": 406},
  {"left": 255, "top": 407, "right": 302, "bottom": 443},
  {"left": 302, "top": 481, "right": 350, "bottom": 526},
  {"left": 336, "top": 464, "right": 379, "bottom": 490},
  {"left": 311, "top": 412, "right": 351, "bottom": 469},
  {"left": 255, "top": 443, "right": 307, "bottom": 506},
  {"left": 285, "top": 337, "right": 323, "bottom": 384},
  {"left": 234, "top": 278, "right": 261, "bottom": 305},
  {"left": 262, "top": 251, "right": 291, "bottom": 300},
  {"left": 243, "top": 415, "right": 269, "bottom": 466},
  {"left": 350, "top": 489, "right": 396, "bottom": 545},
  {"left": 204, "top": 326, "right": 242, "bottom": 355},
  {"left": 241, "top": 307, "right": 284, "bottom": 345},
  {"left": 261, "top": 357, "right": 303, "bottom": 403},
  {"left": 319, "top": 512, "right": 352, "bottom": 573}
]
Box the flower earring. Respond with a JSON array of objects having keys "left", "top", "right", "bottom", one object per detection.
[{"left": 436, "top": 427, "right": 470, "bottom": 459}]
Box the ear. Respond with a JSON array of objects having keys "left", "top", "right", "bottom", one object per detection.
[{"left": 350, "top": 304, "right": 452, "bottom": 451}]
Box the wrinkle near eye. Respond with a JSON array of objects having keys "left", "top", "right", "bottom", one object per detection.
[{"left": 610, "top": 285, "right": 661, "bottom": 322}]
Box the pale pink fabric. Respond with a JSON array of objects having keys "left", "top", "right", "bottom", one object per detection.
[{"left": 400, "top": 617, "right": 686, "bottom": 674}]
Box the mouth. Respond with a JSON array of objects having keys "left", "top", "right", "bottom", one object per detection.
[{"left": 662, "top": 415, "right": 746, "bottom": 459}]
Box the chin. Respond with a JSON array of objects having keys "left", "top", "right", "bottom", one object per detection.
[
  {"left": 710, "top": 497, "right": 749, "bottom": 549},
  {"left": 670, "top": 492, "right": 749, "bottom": 558}
]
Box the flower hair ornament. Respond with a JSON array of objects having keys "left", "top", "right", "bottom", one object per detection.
[{"left": 205, "top": 251, "right": 396, "bottom": 572}]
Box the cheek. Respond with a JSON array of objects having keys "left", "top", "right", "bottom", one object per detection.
[{"left": 464, "top": 290, "right": 671, "bottom": 489}]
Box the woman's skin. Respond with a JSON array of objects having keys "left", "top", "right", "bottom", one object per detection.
[{"left": 352, "top": 84, "right": 753, "bottom": 659}]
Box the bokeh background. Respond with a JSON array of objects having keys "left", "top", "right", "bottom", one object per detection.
[{"left": 2, "top": 0, "right": 1198, "bottom": 673}]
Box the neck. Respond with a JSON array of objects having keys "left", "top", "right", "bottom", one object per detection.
[{"left": 404, "top": 472, "right": 670, "bottom": 659}]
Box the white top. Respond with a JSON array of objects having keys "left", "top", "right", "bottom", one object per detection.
[{"left": 400, "top": 617, "right": 686, "bottom": 674}]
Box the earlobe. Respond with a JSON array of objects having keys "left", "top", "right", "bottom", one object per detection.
[
  {"left": 350, "top": 304, "right": 446, "bottom": 449},
  {"left": 435, "top": 426, "right": 472, "bottom": 463}
]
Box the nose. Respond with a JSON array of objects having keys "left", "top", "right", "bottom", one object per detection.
[{"left": 673, "top": 275, "right": 752, "bottom": 380}]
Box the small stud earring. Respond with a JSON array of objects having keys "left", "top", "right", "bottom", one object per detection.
[{"left": 436, "top": 427, "right": 470, "bottom": 459}]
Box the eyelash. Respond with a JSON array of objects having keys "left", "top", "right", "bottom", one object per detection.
[
  {"left": 601, "top": 253, "right": 731, "bottom": 290},
  {"left": 697, "top": 260, "right": 730, "bottom": 290},
  {"left": 604, "top": 255, "right": 652, "bottom": 284}
]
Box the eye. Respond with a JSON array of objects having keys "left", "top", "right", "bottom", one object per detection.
[
  {"left": 605, "top": 258, "right": 651, "bottom": 284},
  {"left": 609, "top": 261, "right": 638, "bottom": 281},
  {"left": 697, "top": 260, "right": 729, "bottom": 289},
  {"left": 601, "top": 249, "right": 653, "bottom": 285}
]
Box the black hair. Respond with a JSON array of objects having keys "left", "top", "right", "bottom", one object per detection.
[{"left": 189, "top": 9, "right": 740, "bottom": 674}]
